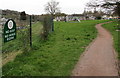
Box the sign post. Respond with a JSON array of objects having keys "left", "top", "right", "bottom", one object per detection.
[
  {"left": 3, "top": 19, "right": 16, "bottom": 43},
  {"left": 29, "top": 16, "right": 32, "bottom": 47}
]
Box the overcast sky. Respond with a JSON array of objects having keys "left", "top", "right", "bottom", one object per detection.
[{"left": 1, "top": 0, "right": 90, "bottom": 15}]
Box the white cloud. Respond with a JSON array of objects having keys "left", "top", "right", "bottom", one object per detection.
[{"left": 1, "top": 0, "right": 90, "bottom": 15}]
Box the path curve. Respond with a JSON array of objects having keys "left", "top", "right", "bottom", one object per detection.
[{"left": 72, "top": 22, "right": 118, "bottom": 76}]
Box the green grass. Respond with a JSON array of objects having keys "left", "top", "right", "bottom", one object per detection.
[
  {"left": 2, "top": 22, "right": 43, "bottom": 53},
  {"left": 2, "top": 20, "right": 110, "bottom": 76},
  {"left": 2, "top": 22, "right": 43, "bottom": 65},
  {"left": 102, "top": 20, "right": 120, "bottom": 59}
]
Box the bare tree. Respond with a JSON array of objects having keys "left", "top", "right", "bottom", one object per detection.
[
  {"left": 45, "top": 0, "right": 60, "bottom": 15},
  {"left": 86, "top": 0, "right": 120, "bottom": 16},
  {"left": 44, "top": 0, "right": 60, "bottom": 31},
  {"left": 102, "top": 0, "right": 120, "bottom": 16}
]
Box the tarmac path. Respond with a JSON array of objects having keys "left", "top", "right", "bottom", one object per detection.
[{"left": 72, "top": 22, "right": 118, "bottom": 76}]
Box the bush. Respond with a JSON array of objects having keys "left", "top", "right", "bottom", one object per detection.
[
  {"left": 41, "top": 15, "right": 53, "bottom": 40},
  {"left": 96, "top": 16, "right": 102, "bottom": 20}
]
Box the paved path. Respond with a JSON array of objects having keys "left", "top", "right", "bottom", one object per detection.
[{"left": 72, "top": 22, "right": 118, "bottom": 76}]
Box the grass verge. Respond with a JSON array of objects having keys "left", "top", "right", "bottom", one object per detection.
[
  {"left": 3, "top": 20, "right": 110, "bottom": 76},
  {"left": 102, "top": 21, "right": 120, "bottom": 59},
  {"left": 2, "top": 22, "right": 43, "bottom": 65},
  {"left": 102, "top": 20, "right": 120, "bottom": 75}
]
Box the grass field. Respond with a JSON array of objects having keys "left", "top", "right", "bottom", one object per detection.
[
  {"left": 2, "top": 22, "right": 43, "bottom": 65},
  {"left": 102, "top": 20, "right": 120, "bottom": 59},
  {"left": 2, "top": 22, "right": 43, "bottom": 52},
  {"left": 2, "top": 20, "right": 110, "bottom": 76}
]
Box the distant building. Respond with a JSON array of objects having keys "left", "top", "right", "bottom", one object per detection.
[
  {"left": 102, "top": 15, "right": 109, "bottom": 20},
  {"left": 54, "top": 14, "right": 86, "bottom": 22},
  {"left": 66, "top": 15, "right": 85, "bottom": 21},
  {"left": 54, "top": 16, "right": 65, "bottom": 21}
]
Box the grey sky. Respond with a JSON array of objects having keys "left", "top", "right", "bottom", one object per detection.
[{"left": 1, "top": 0, "right": 90, "bottom": 15}]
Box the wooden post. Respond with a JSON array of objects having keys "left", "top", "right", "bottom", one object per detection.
[
  {"left": 30, "top": 15, "right": 32, "bottom": 47},
  {"left": 51, "top": 14, "right": 54, "bottom": 32}
]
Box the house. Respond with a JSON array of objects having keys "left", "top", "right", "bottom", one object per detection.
[
  {"left": 54, "top": 16, "right": 65, "bottom": 21},
  {"left": 54, "top": 14, "right": 88, "bottom": 22},
  {"left": 66, "top": 14, "right": 86, "bottom": 21}
]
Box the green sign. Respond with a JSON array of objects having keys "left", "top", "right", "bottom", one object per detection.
[{"left": 4, "top": 19, "right": 16, "bottom": 43}]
